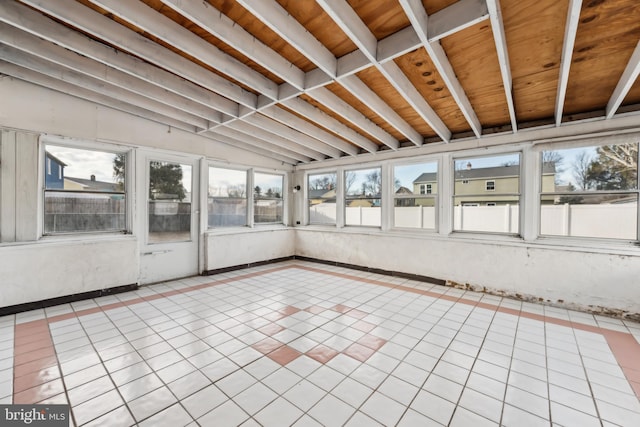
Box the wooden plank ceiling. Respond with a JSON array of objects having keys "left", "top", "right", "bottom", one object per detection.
[{"left": 1, "top": 0, "right": 640, "bottom": 165}]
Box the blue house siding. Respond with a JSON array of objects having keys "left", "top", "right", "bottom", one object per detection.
[{"left": 45, "top": 152, "right": 65, "bottom": 189}]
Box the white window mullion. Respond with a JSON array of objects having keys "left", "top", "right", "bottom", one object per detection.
[{"left": 440, "top": 153, "right": 453, "bottom": 236}]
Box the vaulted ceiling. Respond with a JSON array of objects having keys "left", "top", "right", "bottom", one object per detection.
[{"left": 2, "top": 0, "right": 639, "bottom": 165}]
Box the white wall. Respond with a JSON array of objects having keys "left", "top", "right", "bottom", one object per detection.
[
  {"left": 0, "top": 238, "right": 138, "bottom": 307},
  {"left": 295, "top": 229, "right": 640, "bottom": 317},
  {"left": 205, "top": 228, "right": 295, "bottom": 271}
]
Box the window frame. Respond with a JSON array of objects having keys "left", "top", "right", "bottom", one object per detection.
[
  {"left": 537, "top": 140, "right": 639, "bottom": 243},
  {"left": 207, "top": 165, "right": 249, "bottom": 229},
  {"left": 391, "top": 159, "right": 439, "bottom": 231},
  {"left": 485, "top": 180, "right": 495, "bottom": 191},
  {"left": 307, "top": 171, "right": 337, "bottom": 226},
  {"left": 343, "top": 166, "right": 382, "bottom": 228},
  {"left": 41, "top": 138, "right": 131, "bottom": 237},
  {"left": 253, "top": 170, "right": 286, "bottom": 226},
  {"left": 451, "top": 151, "right": 523, "bottom": 236}
]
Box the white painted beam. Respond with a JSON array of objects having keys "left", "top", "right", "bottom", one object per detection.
[
  {"left": 89, "top": 0, "right": 278, "bottom": 100},
  {"left": 202, "top": 131, "right": 301, "bottom": 165},
  {"left": 0, "top": 44, "right": 209, "bottom": 130},
  {"left": 236, "top": 0, "right": 337, "bottom": 77},
  {"left": 555, "top": 0, "right": 583, "bottom": 125},
  {"left": 308, "top": 87, "right": 399, "bottom": 150},
  {"left": 607, "top": 39, "right": 640, "bottom": 118},
  {"left": 212, "top": 126, "right": 313, "bottom": 163},
  {"left": 338, "top": 75, "right": 420, "bottom": 147},
  {"left": 0, "top": 23, "right": 223, "bottom": 125},
  {"left": 20, "top": 0, "right": 257, "bottom": 109},
  {"left": 0, "top": 61, "right": 199, "bottom": 134},
  {"left": 400, "top": 0, "right": 483, "bottom": 138},
  {"left": 261, "top": 106, "right": 359, "bottom": 156},
  {"left": 0, "top": 0, "right": 239, "bottom": 118},
  {"left": 486, "top": 0, "right": 517, "bottom": 132},
  {"left": 429, "top": 0, "right": 490, "bottom": 42},
  {"left": 159, "top": 0, "right": 305, "bottom": 92},
  {"left": 243, "top": 114, "right": 344, "bottom": 159},
  {"left": 225, "top": 121, "right": 327, "bottom": 161},
  {"left": 280, "top": 97, "right": 379, "bottom": 154}
]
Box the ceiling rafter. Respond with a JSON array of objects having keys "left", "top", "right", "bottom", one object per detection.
[
  {"left": 235, "top": 0, "right": 399, "bottom": 150},
  {"left": 607, "top": 39, "right": 640, "bottom": 118},
  {"left": 88, "top": 0, "right": 279, "bottom": 100},
  {"left": 0, "top": 43, "right": 210, "bottom": 130},
  {"left": 207, "top": 127, "right": 307, "bottom": 164},
  {"left": 400, "top": 0, "right": 483, "bottom": 138},
  {"left": 486, "top": 0, "right": 517, "bottom": 132},
  {"left": 159, "top": 0, "right": 305, "bottom": 92},
  {"left": 243, "top": 113, "right": 344, "bottom": 159},
  {"left": 555, "top": 0, "right": 583, "bottom": 126},
  {"left": 19, "top": 0, "right": 257, "bottom": 109},
  {"left": 260, "top": 106, "right": 359, "bottom": 156},
  {"left": 0, "top": 23, "right": 223, "bottom": 126},
  {"left": 316, "top": 0, "right": 450, "bottom": 144}
]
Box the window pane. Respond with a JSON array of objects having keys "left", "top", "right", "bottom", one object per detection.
[
  {"left": 254, "top": 173, "right": 284, "bottom": 224},
  {"left": 541, "top": 194, "right": 637, "bottom": 239},
  {"left": 541, "top": 144, "right": 638, "bottom": 192},
  {"left": 540, "top": 143, "right": 638, "bottom": 240},
  {"left": 44, "top": 145, "right": 125, "bottom": 234},
  {"left": 394, "top": 162, "right": 437, "bottom": 229},
  {"left": 453, "top": 154, "right": 520, "bottom": 233},
  {"left": 308, "top": 172, "right": 337, "bottom": 225},
  {"left": 148, "top": 162, "right": 191, "bottom": 243},
  {"left": 208, "top": 168, "right": 247, "bottom": 227},
  {"left": 345, "top": 168, "right": 381, "bottom": 226}
]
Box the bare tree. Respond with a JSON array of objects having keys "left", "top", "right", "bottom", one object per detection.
[
  {"left": 344, "top": 171, "right": 356, "bottom": 194},
  {"left": 572, "top": 151, "right": 593, "bottom": 190}
]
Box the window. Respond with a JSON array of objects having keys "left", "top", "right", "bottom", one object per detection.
[
  {"left": 540, "top": 142, "right": 639, "bottom": 240},
  {"left": 393, "top": 162, "right": 437, "bottom": 229},
  {"left": 345, "top": 167, "right": 381, "bottom": 226},
  {"left": 208, "top": 167, "right": 247, "bottom": 227},
  {"left": 44, "top": 144, "right": 126, "bottom": 234},
  {"left": 308, "top": 172, "right": 336, "bottom": 225},
  {"left": 453, "top": 153, "right": 520, "bottom": 234},
  {"left": 254, "top": 172, "right": 284, "bottom": 224}
]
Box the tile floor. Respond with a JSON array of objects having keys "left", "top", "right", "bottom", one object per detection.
[{"left": 1, "top": 260, "right": 639, "bottom": 426}]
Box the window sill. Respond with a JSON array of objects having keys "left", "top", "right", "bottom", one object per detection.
[
  {"left": 1, "top": 232, "right": 135, "bottom": 248},
  {"left": 205, "top": 225, "right": 292, "bottom": 236}
]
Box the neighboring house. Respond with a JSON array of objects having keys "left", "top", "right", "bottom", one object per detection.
[
  {"left": 65, "top": 175, "right": 121, "bottom": 192},
  {"left": 309, "top": 188, "right": 336, "bottom": 205},
  {"left": 413, "top": 163, "right": 556, "bottom": 206},
  {"left": 395, "top": 186, "right": 415, "bottom": 207},
  {"left": 45, "top": 152, "right": 66, "bottom": 189}
]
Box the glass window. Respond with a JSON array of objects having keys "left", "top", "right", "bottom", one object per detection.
[
  {"left": 254, "top": 172, "right": 284, "bottom": 224},
  {"left": 308, "top": 172, "right": 336, "bottom": 225},
  {"left": 453, "top": 153, "right": 520, "bottom": 234},
  {"left": 345, "top": 167, "right": 381, "bottom": 227},
  {"left": 44, "top": 145, "right": 126, "bottom": 234},
  {"left": 208, "top": 167, "right": 247, "bottom": 228},
  {"left": 148, "top": 161, "right": 192, "bottom": 243},
  {"left": 540, "top": 142, "right": 638, "bottom": 240},
  {"left": 393, "top": 162, "right": 437, "bottom": 229}
]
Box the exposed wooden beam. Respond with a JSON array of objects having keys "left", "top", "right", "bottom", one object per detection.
[
  {"left": 308, "top": 87, "right": 399, "bottom": 150},
  {"left": 236, "top": 0, "right": 337, "bottom": 78},
  {"left": 280, "top": 97, "right": 379, "bottom": 154},
  {"left": 400, "top": 0, "right": 483, "bottom": 138},
  {"left": 20, "top": 0, "right": 257, "bottom": 109},
  {"left": 225, "top": 121, "right": 327, "bottom": 161},
  {"left": 0, "top": 61, "right": 199, "bottom": 134},
  {"left": 486, "top": 0, "right": 517, "bottom": 132},
  {"left": 555, "top": 0, "right": 583, "bottom": 125},
  {"left": 429, "top": 0, "right": 489, "bottom": 42},
  {"left": 89, "top": 0, "right": 278, "bottom": 100},
  {"left": 0, "top": 23, "right": 223, "bottom": 125},
  {"left": 260, "top": 106, "right": 359, "bottom": 156},
  {"left": 159, "top": 0, "right": 305, "bottom": 92},
  {"left": 0, "top": 44, "right": 209, "bottom": 130},
  {"left": 243, "top": 113, "right": 344, "bottom": 159},
  {"left": 607, "top": 39, "right": 640, "bottom": 119}
]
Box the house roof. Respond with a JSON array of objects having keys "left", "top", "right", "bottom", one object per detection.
[
  {"left": 414, "top": 163, "right": 556, "bottom": 183},
  {"left": 3, "top": 1, "right": 640, "bottom": 165},
  {"left": 65, "top": 176, "right": 120, "bottom": 192},
  {"left": 45, "top": 151, "right": 67, "bottom": 167}
]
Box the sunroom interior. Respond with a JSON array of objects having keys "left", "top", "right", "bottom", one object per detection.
[{"left": 1, "top": 0, "right": 640, "bottom": 425}]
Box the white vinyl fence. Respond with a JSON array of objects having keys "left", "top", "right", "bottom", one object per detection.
[{"left": 310, "top": 202, "right": 637, "bottom": 238}]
